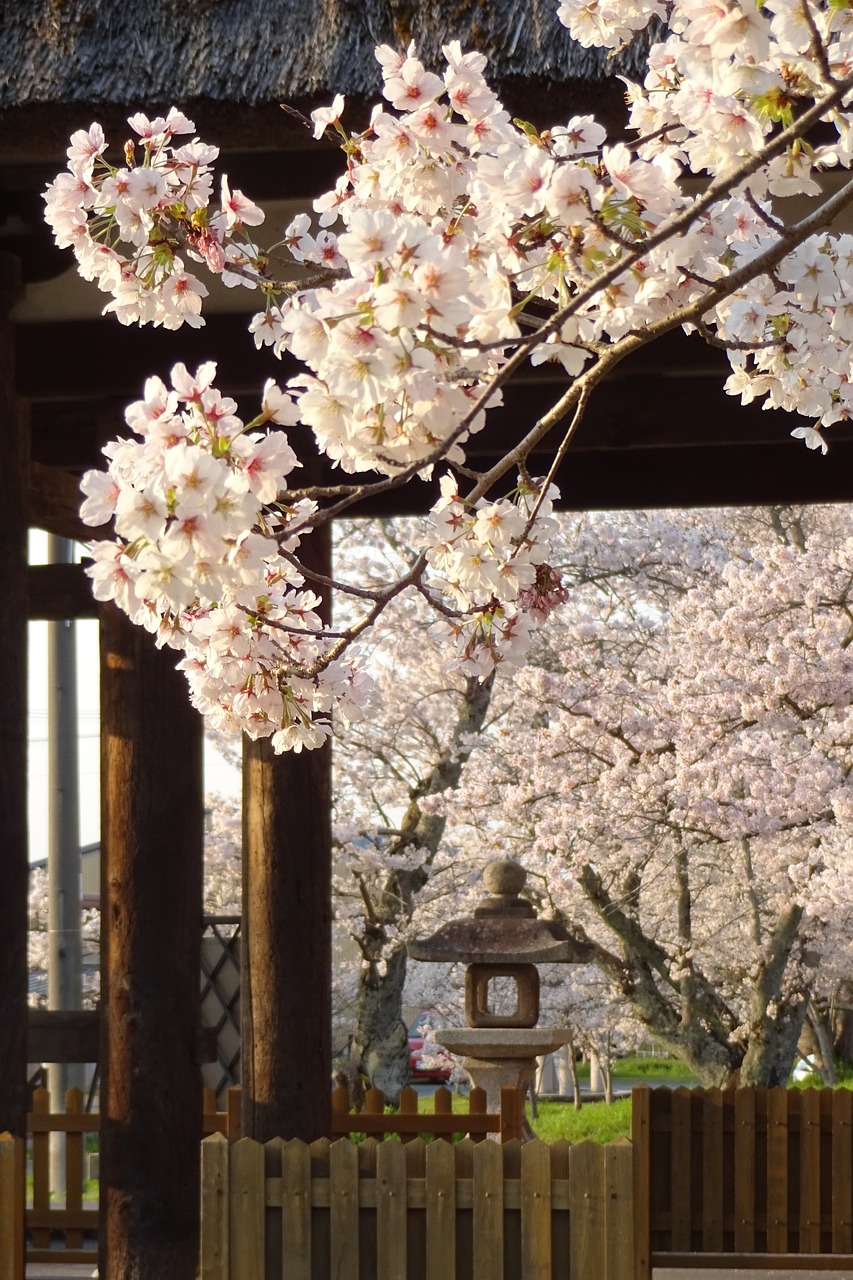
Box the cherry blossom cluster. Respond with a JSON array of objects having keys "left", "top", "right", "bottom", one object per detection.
[
  {"left": 422, "top": 474, "right": 568, "bottom": 676},
  {"left": 79, "top": 361, "right": 373, "bottom": 751},
  {"left": 43, "top": 4, "right": 853, "bottom": 749},
  {"left": 557, "top": 0, "right": 853, "bottom": 450},
  {"left": 43, "top": 109, "right": 265, "bottom": 330}
]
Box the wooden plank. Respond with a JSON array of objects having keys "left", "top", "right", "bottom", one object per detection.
[
  {"left": 734, "top": 1086, "right": 756, "bottom": 1253},
  {"left": 330, "top": 1137, "right": 359, "bottom": 1280},
  {"left": 425, "top": 1140, "right": 456, "bottom": 1280},
  {"left": 230, "top": 1138, "right": 265, "bottom": 1280},
  {"left": 28, "top": 460, "right": 111, "bottom": 544},
  {"left": 377, "top": 1139, "right": 407, "bottom": 1280},
  {"left": 26, "top": 1009, "right": 100, "bottom": 1063},
  {"left": 23, "top": 1249, "right": 98, "bottom": 1265},
  {"left": 472, "top": 1135, "right": 503, "bottom": 1280},
  {"left": 30, "top": 1087, "right": 50, "bottom": 1251},
  {"left": 99, "top": 602, "right": 205, "bottom": 1278},
  {"left": 605, "top": 1139, "right": 634, "bottom": 1280},
  {"left": 330, "top": 1113, "right": 499, "bottom": 1138},
  {"left": 632, "top": 1086, "right": 652, "bottom": 1280},
  {"left": 281, "top": 1139, "right": 311, "bottom": 1280},
  {"left": 467, "top": 1087, "right": 487, "bottom": 1143},
  {"left": 670, "top": 1087, "right": 692, "bottom": 1251},
  {"left": 64, "top": 1087, "right": 84, "bottom": 1252},
  {"left": 800, "top": 1089, "right": 822, "bottom": 1254},
  {"left": 500, "top": 1087, "right": 523, "bottom": 1143},
  {"left": 453, "top": 1139, "right": 474, "bottom": 1279},
  {"left": 569, "top": 1140, "right": 606, "bottom": 1280},
  {"left": 227, "top": 1086, "right": 242, "bottom": 1142},
  {"left": 767, "top": 1087, "right": 788, "bottom": 1254},
  {"left": 521, "top": 1140, "right": 551, "bottom": 1280},
  {"left": 832, "top": 1088, "right": 853, "bottom": 1254},
  {"left": 365, "top": 1087, "right": 386, "bottom": 1118},
  {"left": 27, "top": 561, "right": 98, "bottom": 621},
  {"left": 200, "top": 1134, "right": 229, "bottom": 1280},
  {"left": 549, "top": 1140, "right": 571, "bottom": 1280},
  {"left": 264, "top": 1139, "right": 284, "bottom": 1279},
  {"left": 0, "top": 1132, "right": 24, "bottom": 1280},
  {"left": 203, "top": 1087, "right": 219, "bottom": 1138},
  {"left": 702, "top": 1088, "right": 724, "bottom": 1252},
  {"left": 405, "top": 1139, "right": 427, "bottom": 1276},
  {"left": 399, "top": 1086, "right": 419, "bottom": 1144},
  {"left": 434, "top": 1088, "right": 452, "bottom": 1119},
  {"left": 654, "top": 1252, "right": 853, "bottom": 1271},
  {"left": 0, "top": 277, "right": 29, "bottom": 1149}
]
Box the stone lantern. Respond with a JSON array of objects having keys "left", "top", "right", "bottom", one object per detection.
[{"left": 408, "top": 859, "right": 591, "bottom": 1126}]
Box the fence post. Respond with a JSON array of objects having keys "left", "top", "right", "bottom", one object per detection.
[
  {"left": 200, "top": 1134, "right": 230, "bottom": 1280},
  {"left": 0, "top": 1133, "right": 24, "bottom": 1280},
  {"left": 499, "top": 1087, "right": 523, "bottom": 1143},
  {"left": 632, "top": 1085, "right": 652, "bottom": 1280}
]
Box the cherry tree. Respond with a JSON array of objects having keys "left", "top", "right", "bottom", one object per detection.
[
  {"left": 438, "top": 503, "right": 853, "bottom": 1086},
  {"left": 39, "top": 3, "right": 853, "bottom": 746}
]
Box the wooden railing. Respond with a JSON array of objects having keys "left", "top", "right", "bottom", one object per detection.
[
  {"left": 331, "top": 1083, "right": 522, "bottom": 1142},
  {"left": 26, "top": 1086, "right": 99, "bottom": 1266},
  {"left": 204, "top": 1083, "right": 524, "bottom": 1143},
  {"left": 634, "top": 1084, "right": 853, "bottom": 1274},
  {"left": 200, "top": 1132, "right": 634, "bottom": 1280}
]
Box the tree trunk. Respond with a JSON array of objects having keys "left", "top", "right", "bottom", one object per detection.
[
  {"left": 347, "top": 673, "right": 495, "bottom": 1095},
  {"left": 0, "top": 252, "right": 28, "bottom": 1141},
  {"left": 99, "top": 604, "right": 204, "bottom": 1280},
  {"left": 241, "top": 516, "right": 332, "bottom": 1142},
  {"left": 348, "top": 946, "right": 410, "bottom": 1099}
]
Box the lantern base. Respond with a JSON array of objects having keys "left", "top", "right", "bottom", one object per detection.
[{"left": 435, "top": 1029, "right": 572, "bottom": 1139}]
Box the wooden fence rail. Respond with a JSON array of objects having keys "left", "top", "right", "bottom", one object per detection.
[
  {"left": 634, "top": 1084, "right": 853, "bottom": 1273},
  {"left": 27, "top": 1086, "right": 99, "bottom": 1266},
  {"left": 200, "top": 1133, "right": 634, "bottom": 1280},
  {"left": 202, "top": 1084, "right": 520, "bottom": 1143}
]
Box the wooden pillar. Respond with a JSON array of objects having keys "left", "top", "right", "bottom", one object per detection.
[
  {"left": 99, "top": 603, "right": 204, "bottom": 1280},
  {"left": 242, "top": 521, "right": 332, "bottom": 1141},
  {"left": 0, "top": 252, "right": 27, "bottom": 1141}
]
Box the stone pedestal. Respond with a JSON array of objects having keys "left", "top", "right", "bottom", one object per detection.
[{"left": 436, "top": 1028, "right": 572, "bottom": 1135}]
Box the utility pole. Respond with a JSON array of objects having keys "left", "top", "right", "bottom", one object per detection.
[{"left": 47, "top": 534, "right": 83, "bottom": 1193}]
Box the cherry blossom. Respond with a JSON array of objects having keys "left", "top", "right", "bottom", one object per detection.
[{"left": 42, "top": 6, "right": 853, "bottom": 750}]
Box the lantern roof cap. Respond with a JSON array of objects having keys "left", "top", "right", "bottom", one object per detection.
[{"left": 408, "top": 859, "right": 592, "bottom": 966}]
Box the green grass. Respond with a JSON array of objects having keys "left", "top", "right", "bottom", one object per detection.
[
  {"left": 529, "top": 1097, "right": 632, "bottom": 1143},
  {"left": 574, "top": 1055, "right": 697, "bottom": 1081}
]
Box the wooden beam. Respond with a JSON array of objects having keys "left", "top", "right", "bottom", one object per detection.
[
  {"left": 29, "top": 459, "right": 110, "bottom": 542},
  {"left": 99, "top": 602, "right": 204, "bottom": 1280},
  {"left": 241, "top": 516, "right": 332, "bottom": 1142},
  {"left": 28, "top": 1010, "right": 99, "bottom": 1063},
  {"left": 28, "top": 562, "right": 97, "bottom": 620},
  {"left": 0, "top": 252, "right": 28, "bottom": 1141}
]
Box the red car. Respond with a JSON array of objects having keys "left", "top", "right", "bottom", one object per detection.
[{"left": 408, "top": 1015, "right": 453, "bottom": 1083}]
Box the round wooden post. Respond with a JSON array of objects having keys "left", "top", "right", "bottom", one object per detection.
[
  {"left": 99, "top": 602, "right": 204, "bottom": 1280},
  {"left": 0, "top": 252, "right": 28, "bottom": 1141},
  {"left": 241, "top": 520, "right": 332, "bottom": 1142}
]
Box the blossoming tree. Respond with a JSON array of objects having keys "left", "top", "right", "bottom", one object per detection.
[
  {"left": 42, "top": 2, "right": 853, "bottom": 744},
  {"left": 438, "top": 503, "right": 853, "bottom": 1086}
]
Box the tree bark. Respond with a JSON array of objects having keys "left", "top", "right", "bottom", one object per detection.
[
  {"left": 0, "top": 252, "right": 27, "bottom": 1140},
  {"left": 349, "top": 948, "right": 410, "bottom": 1098},
  {"left": 347, "top": 673, "right": 495, "bottom": 1097},
  {"left": 99, "top": 603, "right": 204, "bottom": 1280},
  {"left": 241, "top": 518, "right": 332, "bottom": 1142}
]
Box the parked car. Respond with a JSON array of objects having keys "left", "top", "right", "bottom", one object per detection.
[{"left": 408, "top": 1013, "right": 453, "bottom": 1083}]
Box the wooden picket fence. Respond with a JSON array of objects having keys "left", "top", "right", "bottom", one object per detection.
[
  {"left": 202, "top": 1083, "right": 521, "bottom": 1142},
  {"left": 200, "top": 1132, "right": 634, "bottom": 1280},
  {"left": 634, "top": 1084, "right": 853, "bottom": 1273},
  {"left": 23, "top": 1087, "right": 99, "bottom": 1267}
]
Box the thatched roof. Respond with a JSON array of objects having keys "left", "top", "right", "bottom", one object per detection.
[{"left": 2, "top": 0, "right": 645, "bottom": 110}]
